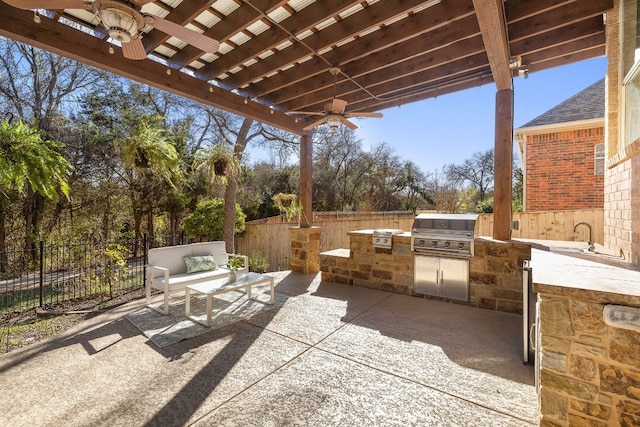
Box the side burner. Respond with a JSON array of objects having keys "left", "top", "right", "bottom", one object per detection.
[{"left": 372, "top": 229, "right": 403, "bottom": 249}]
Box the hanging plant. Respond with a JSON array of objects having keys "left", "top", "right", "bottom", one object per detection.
[
  {"left": 135, "top": 148, "right": 150, "bottom": 168},
  {"left": 272, "top": 193, "right": 302, "bottom": 222},
  {"left": 195, "top": 144, "right": 241, "bottom": 183},
  {"left": 213, "top": 157, "right": 228, "bottom": 176}
]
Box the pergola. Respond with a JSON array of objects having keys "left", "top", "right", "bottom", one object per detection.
[{"left": 0, "top": 0, "right": 612, "bottom": 239}]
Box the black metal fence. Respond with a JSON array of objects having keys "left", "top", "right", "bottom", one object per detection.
[{"left": 0, "top": 233, "right": 186, "bottom": 316}]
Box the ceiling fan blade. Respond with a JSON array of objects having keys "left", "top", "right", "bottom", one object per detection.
[
  {"left": 330, "top": 98, "right": 348, "bottom": 114},
  {"left": 3, "top": 0, "right": 86, "bottom": 9},
  {"left": 146, "top": 14, "right": 219, "bottom": 54},
  {"left": 342, "top": 119, "right": 358, "bottom": 130},
  {"left": 344, "top": 112, "right": 383, "bottom": 118},
  {"left": 288, "top": 111, "right": 325, "bottom": 116},
  {"left": 303, "top": 118, "right": 328, "bottom": 131},
  {"left": 121, "top": 37, "right": 147, "bottom": 60}
]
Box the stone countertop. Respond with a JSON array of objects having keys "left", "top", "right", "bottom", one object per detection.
[
  {"left": 530, "top": 246, "right": 640, "bottom": 306},
  {"left": 348, "top": 229, "right": 411, "bottom": 237}
]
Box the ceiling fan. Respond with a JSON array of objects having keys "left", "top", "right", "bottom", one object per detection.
[
  {"left": 289, "top": 67, "right": 382, "bottom": 131},
  {"left": 3, "top": 0, "right": 220, "bottom": 60}
]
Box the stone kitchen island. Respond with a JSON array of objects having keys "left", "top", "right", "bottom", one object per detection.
[
  {"left": 320, "top": 229, "right": 531, "bottom": 314},
  {"left": 531, "top": 248, "right": 640, "bottom": 426}
]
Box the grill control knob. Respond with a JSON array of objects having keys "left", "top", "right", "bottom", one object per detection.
[
  {"left": 416, "top": 239, "right": 425, "bottom": 247},
  {"left": 430, "top": 240, "right": 437, "bottom": 247},
  {"left": 443, "top": 241, "right": 450, "bottom": 248},
  {"left": 458, "top": 242, "right": 465, "bottom": 249}
]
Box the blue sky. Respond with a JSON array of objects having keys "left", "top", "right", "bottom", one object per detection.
[{"left": 354, "top": 56, "right": 608, "bottom": 173}]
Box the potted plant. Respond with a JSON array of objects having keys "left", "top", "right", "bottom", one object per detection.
[{"left": 227, "top": 255, "right": 245, "bottom": 281}]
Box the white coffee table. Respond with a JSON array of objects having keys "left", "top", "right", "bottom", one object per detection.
[{"left": 185, "top": 272, "right": 275, "bottom": 327}]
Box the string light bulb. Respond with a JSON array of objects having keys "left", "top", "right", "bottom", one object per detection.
[
  {"left": 166, "top": 68, "right": 171, "bottom": 75},
  {"left": 33, "top": 12, "right": 41, "bottom": 23}
]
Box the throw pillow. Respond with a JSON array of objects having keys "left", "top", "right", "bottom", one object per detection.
[{"left": 183, "top": 255, "right": 218, "bottom": 274}]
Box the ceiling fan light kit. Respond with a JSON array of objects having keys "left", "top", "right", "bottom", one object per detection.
[
  {"left": 94, "top": 0, "right": 144, "bottom": 44},
  {"left": 288, "top": 66, "right": 383, "bottom": 132},
  {"left": 326, "top": 115, "right": 342, "bottom": 132}
]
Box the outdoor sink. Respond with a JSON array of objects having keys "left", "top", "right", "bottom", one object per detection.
[
  {"left": 517, "top": 239, "right": 632, "bottom": 269},
  {"left": 547, "top": 244, "right": 634, "bottom": 269}
]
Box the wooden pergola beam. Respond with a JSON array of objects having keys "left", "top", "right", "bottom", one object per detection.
[
  {"left": 472, "top": 0, "right": 512, "bottom": 91},
  {"left": 473, "top": 0, "right": 512, "bottom": 241},
  {"left": 0, "top": 2, "right": 305, "bottom": 136}
]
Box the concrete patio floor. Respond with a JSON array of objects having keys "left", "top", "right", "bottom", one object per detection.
[{"left": 0, "top": 272, "right": 538, "bottom": 426}]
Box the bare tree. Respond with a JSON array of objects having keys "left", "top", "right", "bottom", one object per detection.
[
  {"left": 446, "top": 149, "right": 494, "bottom": 206},
  {"left": 313, "top": 127, "right": 370, "bottom": 211},
  {"left": 427, "top": 167, "right": 459, "bottom": 213}
]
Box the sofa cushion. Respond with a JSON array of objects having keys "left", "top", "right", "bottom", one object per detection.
[
  {"left": 183, "top": 255, "right": 218, "bottom": 274},
  {"left": 148, "top": 245, "right": 194, "bottom": 274},
  {"left": 150, "top": 268, "right": 230, "bottom": 290},
  {"left": 191, "top": 241, "right": 229, "bottom": 266}
]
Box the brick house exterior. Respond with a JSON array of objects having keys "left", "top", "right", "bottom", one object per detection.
[
  {"left": 606, "top": 0, "right": 639, "bottom": 265},
  {"left": 514, "top": 79, "right": 605, "bottom": 212}
]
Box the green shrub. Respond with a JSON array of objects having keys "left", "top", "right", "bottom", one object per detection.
[
  {"left": 183, "top": 198, "right": 246, "bottom": 241},
  {"left": 248, "top": 251, "right": 269, "bottom": 273}
]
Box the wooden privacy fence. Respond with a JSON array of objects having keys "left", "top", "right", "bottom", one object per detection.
[
  {"left": 236, "top": 222, "right": 292, "bottom": 272},
  {"left": 475, "top": 209, "right": 604, "bottom": 244},
  {"left": 236, "top": 209, "right": 604, "bottom": 272},
  {"left": 236, "top": 211, "right": 415, "bottom": 272}
]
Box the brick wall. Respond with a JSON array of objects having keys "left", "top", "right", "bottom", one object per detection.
[
  {"left": 604, "top": 0, "right": 637, "bottom": 265},
  {"left": 525, "top": 128, "right": 604, "bottom": 212},
  {"left": 605, "top": 160, "right": 634, "bottom": 263}
]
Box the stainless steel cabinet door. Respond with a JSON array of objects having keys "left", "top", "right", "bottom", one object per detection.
[
  {"left": 439, "top": 257, "right": 469, "bottom": 301},
  {"left": 414, "top": 256, "right": 469, "bottom": 301},
  {"left": 414, "top": 255, "right": 440, "bottom": 296}
]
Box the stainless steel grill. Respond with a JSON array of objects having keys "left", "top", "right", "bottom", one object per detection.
[
  {"left": 411, "top": 213, "right": 478, "bottom": 257},
  {"left": 412, "top": 213, "right": 478, "bottom": 302}
]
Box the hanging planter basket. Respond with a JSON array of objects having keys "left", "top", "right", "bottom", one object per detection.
[
  {"left": 213, "top": 159, "right": 228, "bottom": 176},
  {"left": 135, "top": 149, "right": 150, "bottom": 168},
  {"left": 272, "top": 193, "right": 301, "bottom": 222}
]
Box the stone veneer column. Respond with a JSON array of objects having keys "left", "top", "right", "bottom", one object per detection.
[{"left": 289, "top": 226, "right": 321, "bottom": 274}]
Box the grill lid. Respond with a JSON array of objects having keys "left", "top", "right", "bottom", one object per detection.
[{"left": 412, "top": 213, "right": 478, "bottom": 234}]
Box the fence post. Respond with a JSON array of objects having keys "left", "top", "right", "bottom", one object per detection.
[
  {"left": 39, "top": 240, "right": 44, "bottom": 308},
  {"left": 143, "top": 233, "right": 148, "bottom": 287},
  {"left": 181, "top": 230, "right": 185, "bottom": 245}
]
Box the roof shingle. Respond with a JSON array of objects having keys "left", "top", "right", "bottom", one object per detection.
[{"left": 520, "top": 78, "right": 605, "bottom": 128}]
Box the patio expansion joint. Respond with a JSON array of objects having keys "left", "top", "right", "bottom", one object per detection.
[
  {"left": 189, "top": 291, "right": 397, "bottom": 425},
  {"left": 310, "top": 292, "right": 538, "bottom": 426},
  {"left": 192, "top": 291, "right": 537, "bottom": 426}
]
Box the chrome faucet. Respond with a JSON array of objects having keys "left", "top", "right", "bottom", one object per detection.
[{"left": 573, "top": 222, "right": 595, "bottom": 252}]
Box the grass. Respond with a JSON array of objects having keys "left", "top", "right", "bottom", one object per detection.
[
  {"left": 0, "top": 286, "right": 146, "bottom": 355},
  {"left": 0, "top": 315, "right": 80, "bottom": 355},
  {"left": 1, "top": 271, "right": 145, "bottom": 315}
]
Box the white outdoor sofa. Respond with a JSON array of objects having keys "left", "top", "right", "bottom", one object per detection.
[{"left": 145, "top": 241, "right": 248, "bottom": 315}]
